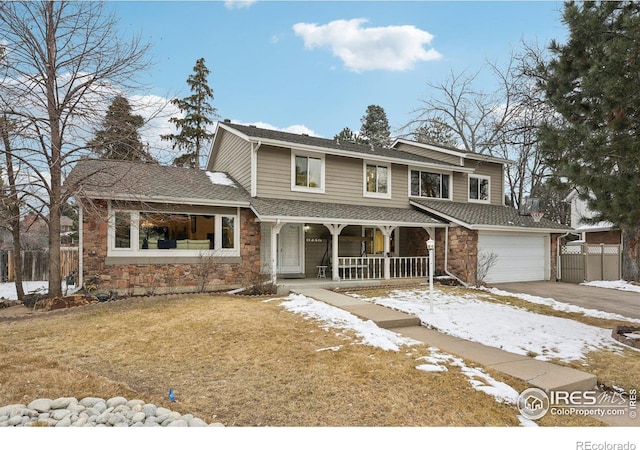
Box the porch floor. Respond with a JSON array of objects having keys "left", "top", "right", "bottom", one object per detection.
[{"left": 276, "top": 277, "right": 429, "bottom": 294}]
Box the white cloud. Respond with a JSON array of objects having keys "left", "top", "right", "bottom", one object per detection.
[
  {"left": 224, "top": 0, "right": 258, "bottom": 9},
  {"left": 229, "top": 120, "right": 318, "bottom": 137},
  {"left": 293, "top": 18, "right": 442, "bottom": 72}
]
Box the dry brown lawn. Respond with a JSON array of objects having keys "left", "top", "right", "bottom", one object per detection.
[{"left": 0, "top": 292, "right": 603, "bottom": 427}]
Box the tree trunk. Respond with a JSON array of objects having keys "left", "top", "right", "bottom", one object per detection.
[
  {"left": 621, "top": 226, "right": 640, "bottom": 282},
  {"left": 0, "top": 116, "right": 25, "bottom": 301},
  {"left": 45, "top": 1, "right": 62, "bottom": 298}
]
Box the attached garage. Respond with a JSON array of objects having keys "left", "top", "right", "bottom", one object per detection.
[{"left": 478, "top": 232, "right": 549, "bottom": 283}]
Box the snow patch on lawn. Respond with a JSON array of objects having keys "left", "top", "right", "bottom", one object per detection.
[
  {"left": 279, "top": 293, "right": 420, "bottom": 352},
  {"left": 362, "top": 289, "right": 625, "bottom": 363}
]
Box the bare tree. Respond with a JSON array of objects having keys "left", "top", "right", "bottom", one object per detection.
[
  {"left": 0, "top": 1, "right": 151, "bottom": 297},
  {"left": 405, "top": 47, "right": 557, "bottom": 211}
]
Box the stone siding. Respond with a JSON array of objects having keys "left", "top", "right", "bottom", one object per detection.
[{"left": 82, "top": 201, "right": 261, "bottom": 295}]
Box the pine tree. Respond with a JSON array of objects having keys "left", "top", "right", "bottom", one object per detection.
[
  {"left": 333, "top": 127, "right": 366, "bottom": 145},
  {"left": 88, "top": 95, "right": 153, "bottom": 162},
  {"left": 360, "top": 105, "right": 391, "bottom": 147},
  {"left": 537, "top": 1, "right": 640, "bottom": 280},
  {"left": 162, "top": 58, "right": 218, "bottom": 168}
]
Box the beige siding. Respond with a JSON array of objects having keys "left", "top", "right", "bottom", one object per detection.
[
  {"left": 209, "top": 131, "right": 252, "bottom": 191},
  {"left": 395, "top": 142, "right": 461, "bottom": 166},
  {"left": 256, "top": 146, "right": 411, "bottom": 208},
  {"left": 451, "top": 164, "right": 504, "bottom": 205},
  {"left": 468, "top": 161, "right": 504, "bottom": 205}
]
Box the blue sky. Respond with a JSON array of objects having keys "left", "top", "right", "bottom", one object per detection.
[{"left": 109, "top": 1, "right": 567, "bottom": 152}]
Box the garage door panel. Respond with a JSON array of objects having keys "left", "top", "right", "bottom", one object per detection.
[{"left": 478, "top": 233, "right": 547, "bottom": 283}]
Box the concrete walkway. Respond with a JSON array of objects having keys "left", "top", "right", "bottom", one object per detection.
[{"left": 291, "top": 287, "right": 597, "bottom": 394}]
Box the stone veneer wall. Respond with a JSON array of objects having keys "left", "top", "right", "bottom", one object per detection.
[
  {"left": 439, "top": 227, "right": 478, "bottom": 286},
  {"left": 82, "top": 201, "right": 261, "bottom": 295},
  {"left": 403, "top": 226, "right": 477, "bottom": 285}
]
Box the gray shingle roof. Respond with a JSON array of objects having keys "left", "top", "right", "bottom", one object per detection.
[
  {"left": 250, "top": 197, "right": 444, "bottom": 225},
  {"left": 410, "top": 198, "right": 572, "bottom": 231},
  {"left": 66, "top": 159, "right": 251, "bottom": 205},
  {"left": 220, "top": 122, "right": 457, "bottom": 167}
]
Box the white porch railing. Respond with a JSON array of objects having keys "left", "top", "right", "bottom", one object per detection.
[
  {"left": 390, "top": 256, "right": 429, "bottom": 279},
  {"left": 337, "top": 256, "right": 428, "bottom": 280}
]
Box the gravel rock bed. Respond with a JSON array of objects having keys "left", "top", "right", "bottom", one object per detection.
[{"left": 0, "top": 396, "right": 224, "bottom": 427}]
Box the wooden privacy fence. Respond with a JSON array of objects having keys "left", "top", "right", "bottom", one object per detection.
[
  {"left": 0, "top": 248, "right": 79, "bottom": 282},
  {"left": 560, "top": 243, "right": 621, "bottom": 283}
]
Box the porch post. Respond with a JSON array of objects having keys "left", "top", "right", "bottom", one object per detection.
[
  {"left": 423, "top": 226, "right": 435, "bottom": 276},
  {"left": 324, "top": 223, "right": 347, "bottom": 281},
  {"left": 380, "top": 226, "right": 397, "bottom": 280},
  {"left": 270, "top": 221, "right": 285, "bottom": 284}
]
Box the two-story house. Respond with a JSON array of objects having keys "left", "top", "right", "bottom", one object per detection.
[{"left": 68, "top": 120, "right": 570, "bottom": 294}]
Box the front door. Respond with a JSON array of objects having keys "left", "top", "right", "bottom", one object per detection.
[{"left": 278, "top": 224, "right": 304, "bottom": 274}]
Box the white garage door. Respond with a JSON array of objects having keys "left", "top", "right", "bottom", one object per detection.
[{"left": 478, "top": 233, "right": 548, "bottom": 283}]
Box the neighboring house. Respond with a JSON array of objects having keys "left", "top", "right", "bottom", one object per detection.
[
  {"left": 67, "top": 121, "right": 570, "bottom": 294},
  {"left": 565, "top": 190, "right": 622, "bottom": 245}
]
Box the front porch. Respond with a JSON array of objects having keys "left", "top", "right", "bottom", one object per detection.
[
  {"left": 260, "top": 222, "right": 443, "bottom": 283},
  {"left": 275, "top": 275, "right": 431, "bottom": 294}
]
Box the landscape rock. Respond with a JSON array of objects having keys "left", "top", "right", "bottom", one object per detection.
[
  {"left": 28, "top": 399, "right": 52, "bottom": 413},
  {"left": 0, "top": 396, "right": 221, "bottom": 427}
]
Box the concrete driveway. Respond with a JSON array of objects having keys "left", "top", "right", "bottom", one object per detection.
[{"left": 490, "top": 281, "right": 640, "bottom": 321}]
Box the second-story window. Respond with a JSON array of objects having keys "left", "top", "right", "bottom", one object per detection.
[
  {"left": 410, "top": 170, "right": 450, "bottom": 199},
  {"left": 293, "top": 153, "right": 324, "bottom": 192},
  {"left": 364, "top": 163, "right": 390, "bottom": 198},
  {"left": 469, "top": 175, "right": 490, "bottom": 203}
]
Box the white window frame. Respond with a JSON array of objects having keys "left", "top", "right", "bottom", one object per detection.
[
  {"left": 291, "top": 151, "right": 325, "bottom": 193},
  {"left": 363, "top": 161, "right": 392, "bottom": 199},
  {"left": 468, "top": 174, "right": 491, "bottom": 204},
  {"left": 107, "top": 202, "right": 240, "bottom": 257},
  {"left": 408, "top": 168, "right": 452, "bottom": 200}
]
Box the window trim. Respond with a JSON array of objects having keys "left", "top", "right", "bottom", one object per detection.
[
  {"left": 407, "top": 168, "right": 452, "bottom": 200},
  {"left": 363, "top": 161, "right": 392, "bottom": 199},
  {"left": 468, "top": 174, "right": 491, "bottom": 204},
  {"left": 107, "top": 202, "right": 240, "bottom": 257},
  {"left": 291, "top": 151, "right": 325, "bottom": 193}
]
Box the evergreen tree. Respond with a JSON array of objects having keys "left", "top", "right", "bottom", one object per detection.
[
  {"left": 412, "top": 121, "right": 459, "bottom": 147},
  {"left": 360, "top": 105, "right": 391, "bottom": 147},
  {"left": 88, "top": 95, "right": 153, "bottom": 162},
  {"left": 162, "top": 58, "right": 218, "bottom": 168},
  {"left": 333, "top": 126, "right": 366, "bottom": 145},
  {"left": 537, "top": 1, "right": 640, "bottom": 280}
]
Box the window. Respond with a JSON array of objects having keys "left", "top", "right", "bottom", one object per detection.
[
  {"left": 114, "top": 212, "right": 131, "bottom": 249},
  {"left": 364, "top": 163, "right": 390, "bottom": 198},
  {"left": 109, "top": 206, "right": 239, "bottom": 256},
  {"left": 410, "top": 170, "right": 450, "bottom": 199},
  {"left": 138, "top": 212, "right": 215, "bottom": 250},
  {"left": 222, "top": 216, "right": 235, "bottom": 249},
  {"left": 292, "top": 153, "right": 324, "bottom": 192},
  {"left": 469, "top": 175, "right": 490, "bottom": 203}
]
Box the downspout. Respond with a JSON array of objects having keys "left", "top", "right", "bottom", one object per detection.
[{"left": 443, "top": 226, "right": 468, "bottom": 287}]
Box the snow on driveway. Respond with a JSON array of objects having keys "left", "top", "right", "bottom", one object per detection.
[{"left": 581, "top": 279, "right": 640, "bottom": 294}]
